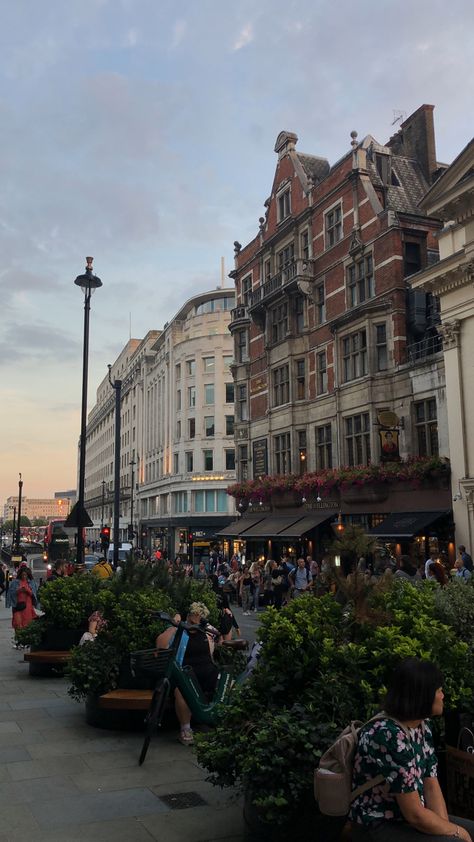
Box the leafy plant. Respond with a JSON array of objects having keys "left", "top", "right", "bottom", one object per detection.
[
  {"left": 38, "top": 575, "right": 103, "bottom": 629},
  {"left": 195, "top": 579, "right": 474, "bottom": 829},
  {"left": 14, "top": 616, "right": 46, "bottom": 648}
]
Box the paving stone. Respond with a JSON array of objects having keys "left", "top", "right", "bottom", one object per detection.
[
  {"left": 138, "top": 801, "right": 246, "bottom": 842},
  {"left": 0, "top": 775, "right": 82, "bottom": 805},
  {"left": 9, "top": 817, "right": 156, "bottom": 842},
  {"left": 7, "top": 755, "right": 90, "bottom": 781},
  {"left": 29, "top": 787, "right": 169, "bottom": 828},
  {"left": 0, "top": 721, "right": 20, "bottom": 734},
  {"left": 0, "top": 802, "right": 40, "bottom": 832},
  {"left": 0, "top": 747, "right": 31, "bottom": 763},
  {"left": 71, "top": 759, "right": 208, "bottom": 793}
]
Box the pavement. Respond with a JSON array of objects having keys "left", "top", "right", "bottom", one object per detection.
[{"left": 0, "top": 597, "right": 263, "bottom": 842}]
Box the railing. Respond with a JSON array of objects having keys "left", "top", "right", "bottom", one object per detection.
[
  {"left": 230, "top": 305, "right": 250, "bottom": 323},
  {"left": 406, "top": 334, "right": 443, "bottom": 364},
  {"left": 248, "top": 258, "right": 315, "bottom": 308}
]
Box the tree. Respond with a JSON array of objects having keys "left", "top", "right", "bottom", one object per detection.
[
  {"left": 31, "top": 517, "right": 48, "bottom": 526},
  {"left": 330, "top": 523, "right": 377, "bottom": 576},
  {"left": 2, "top": 516, "right": 31, "bottom": 532}
]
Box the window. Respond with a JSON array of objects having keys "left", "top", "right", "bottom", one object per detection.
[
  {"left": 274, "top": 432, "right": 291, "bottom": 474},
  {"left": 223, "top": 355, "right": 233, "bottom": 371},
  {"left": 204, "top": 416, "right": 215, "bottom": 437},
  {"left": 173, "top": 491, "right": 188, "bottom": 513},
  {"left": 194, "top": 490, "right": 228, "bottom": 513},
  {"left": 300, "top": 229, "right": 310, "bottom": 259},
  {"left": 161, "top": 494, "right": 168, "bottom": 515},
  {"left": 186, "top": 359, "right": 195, "bottom": 376},
  {"left": 242, "top": 275, "right": 252, "bottom": 305},
  {"left": 278, "top": 188, "right": 291, "bottom": 221},
  {"left": 203, "top": 357, "right": 215, "bottom": 373},
  {"left": 204, "top": 384, "right": 215, "bottom": 405},
  {"left": 298, "top": 430, "right": 307, "bottom": 475},
  {"left": 277, "top": 242, "right": 295, "bottom": 270},
  {"left": 188, "top": 386, "right": 196, "bottom": 407},
  {"left": 295, "top": 295, "right": 305, "bottom": 333},
  {"left": 375, "top": 323, "right": 388, "bottom": 371},
  {"left": 176, "top": 389, "right": 181, "bottom": 411},
  {"left": 225, "top": 449, "right": 235, "bottom": 470},
  {"left": 173, "top": 453, "right": 179, "bottom": 474},
  {"left": 317, "top": 351, "right": 328, "bottom": 394},
  {"left": 188, "top": 417, "right": 195, "bottom": 439},
  {"left": 316, "top": 424, "right": 332, "bottom": 469},
  {"left": 239, "top": 445, "right": 248, "bottom": 480},
  {"left": 295, "top": 359, "right": 305, "bottom": 400},
  {"left": 195, "top": 297, "right": 234, "bottom": 314},
  {"left": 203, "top": 449, "right": 214, "bottom": 471},
  {"left": 185, "top": 451, "right": 194, "bottom": 472},
  {"left": 345, "top": 413, "right": 371, "bottom": 466},
  {"left": 342, "top": 329, "right": 367, "bottom": 382},
  {"left": 273, "top": 364, "right": 290, "bottom": 406},
  {"left": 325, "top": 204, "right": 342, "bottom": 248},
  {"left": 347, "top": 255, "right": 374, "bottom": 307},
  {"left": 415, "top": 398, "right": 438, "bottom": 457},
  {"left": 225, "top": 415, "right": 234, "bottom": 436},
  {"left": 264, "top": 259, "right": 271, "bottom": 282},
  {"left": 175, "top": 363, "right": 181, "bottom": 380},
  {"left": 176, "top": 420, "right": 181, "bottom": 440},
  {"left": 225, "top": 382, "right": 234, "bottom": 403},
  {"left": 236, "top": 329, "right": 248, "bottom": 363},
  {"left": 237, "top": 384, "right": 248, "bottom": 421},
  {"left": 404, "top": 241, "right": 422, "bottom": 277},
  {"left": 315, "top": 282, "right": 326, "bottom": 325},
  {"left": 271, "top": 302, "right": 288, "bottom": 343}
]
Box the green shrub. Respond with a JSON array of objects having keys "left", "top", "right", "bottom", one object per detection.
[
  {"left": 195, "top": 579, "right": 474, "bottom": 828},
  {"left": 38, "top": 575, "right": 103, "bottom": 629}
]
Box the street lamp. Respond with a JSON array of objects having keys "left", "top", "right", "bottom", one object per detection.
[
  {"left": 101, "top": 480, "right": 106, "bottom": 531},
  {"left": 130, "top": 459, "right": 136, "bottom": 551},
  {"left": 65, "top": 257, "right": 102, "bottom": 566},
  {"left": 14, "top": 473, "right": 23, "bottom": 551},
  {"left": 108, "top": 365, "right": 122, "bottom": 569}
]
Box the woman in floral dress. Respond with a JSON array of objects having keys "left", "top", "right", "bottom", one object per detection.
[{"left": 350, "top": 658, "right": 474, "bottom": 840}]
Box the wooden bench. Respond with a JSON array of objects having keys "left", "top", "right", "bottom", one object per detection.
[
  {"left": 98, "top": 689, "right": 153, "bottom": 710},
  {"left": 24, "top": 650, "right": 71, "bottom": 665},
  {"left": 24, "top": 649, "right": 71, "bottom": 676}
]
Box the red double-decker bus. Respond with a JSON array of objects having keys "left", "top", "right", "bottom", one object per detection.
[{"left": 43, "top": 520, "right": 83, "bottom": 564}]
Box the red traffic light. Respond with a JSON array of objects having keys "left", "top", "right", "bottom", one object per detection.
[{"left": 100, "top": 526, "right": 111, "bottom": 540}]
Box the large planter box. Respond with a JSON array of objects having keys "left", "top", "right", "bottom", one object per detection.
[
  {"left": 28, "top": 627, "right": 84, "bottom": 677},
  {"left": 243, "top": 789, "right": 347, "bottom": 841}
]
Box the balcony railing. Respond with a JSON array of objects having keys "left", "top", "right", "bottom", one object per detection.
[
  {"left": 406, "top": 334, "right": 443, "bottom": 365},
  {"left": 229, "top": 305, "right": 250, "bottom": 327},
  {"left": 248, "top": 258, "right": 315, "bottom": 309}
]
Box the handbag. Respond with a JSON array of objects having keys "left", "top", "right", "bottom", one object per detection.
[{"left": 13, "top": 601, "right": 26, "bottom": 612}]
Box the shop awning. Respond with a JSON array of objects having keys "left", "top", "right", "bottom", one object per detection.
[
  {"left": 214, "top": 516, "right": 266, "bottom": 538},
  {"left": 239, "top": 514, "right": 305, "bottom": 538},
  {"left": 369, "top": 511, "right": 449, "bottom": 539},
  {"left": 276, "top": 510, "right": 339, "bottom": 538}
]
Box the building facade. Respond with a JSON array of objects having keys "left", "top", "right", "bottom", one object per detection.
[
  {"left": 83, "top": 289, "right": 236, "bottom": 561},
  {"left": 227, "top": 104, "right": 453, "bottom": 564},
  {"left": 410, "top": 138, "right": 474, "bottom": 549},
  {"left": 3, "top": 497, "right": 71, "bottom": 522}
]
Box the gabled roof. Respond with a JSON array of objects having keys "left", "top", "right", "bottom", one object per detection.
[
  {"left": 296, "top": 152, "right": 330, "bottom": 183},
  {"left": 419, "top": 137, "right": 474, "bottom": 215}
]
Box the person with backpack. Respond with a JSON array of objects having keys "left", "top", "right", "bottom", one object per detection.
[
  {"left": 348, "top": 658, "right": 474, "bottom": 840},
  {"left": 288, "top": 557, "right": 312, "bottom": 598},
  {"left": 458, "top": 545, "right": 473, "bottom": 573}
]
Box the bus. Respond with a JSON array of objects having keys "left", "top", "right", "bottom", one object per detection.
[{"left": 43, "top": 520, "right": 83, "bottom": 564}]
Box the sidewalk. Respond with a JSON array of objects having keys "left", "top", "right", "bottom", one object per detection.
[{"left": 0, "top": 601, "right": 250, "bottom": 842}]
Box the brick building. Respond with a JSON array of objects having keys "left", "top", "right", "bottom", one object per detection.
[{"left": 226, "top": 104, "right": 453, "bottom": 564}]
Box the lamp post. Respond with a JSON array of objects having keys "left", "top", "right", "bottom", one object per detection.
[
  {"left": 15, "top": 473, "right": 23, "bottom": 551},
  {"left": 130, "top": 459, "right": 136, "bottom": 552},
  {"left": 101, "top": 480, "right": 106, "bottom": 531},
  {"left": 12, "top": 507, "right": 17, "bottom": 550},
  {"left": 108, "top": 365, "right": 122, "bottom": 569},
  {"left": 66, "top": 258, "right": 102, "bottom": 566}
]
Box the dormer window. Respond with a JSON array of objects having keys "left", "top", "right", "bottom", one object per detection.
[{"left": 277, "top": 188, "right": 291, "bottom": 222}]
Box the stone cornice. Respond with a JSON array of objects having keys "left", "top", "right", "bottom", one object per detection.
[{"left": 410, "top": 251, "right": 474, "bottom": 296}]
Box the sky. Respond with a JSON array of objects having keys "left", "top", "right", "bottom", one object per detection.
[{"left": 0, "top": 0, "right": 473, "bottom": 506}]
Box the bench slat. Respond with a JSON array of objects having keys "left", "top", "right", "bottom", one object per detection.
[
  {"left": 24, "top": 651, "right": 71, "bottom": 664},
  {"left": 98, "top": 689, "right": 153, "bottom": 710}
]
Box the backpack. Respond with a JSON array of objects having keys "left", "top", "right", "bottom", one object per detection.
[
  {"left": 463, "top": 553, "right": 473, "bottom": 573},
  {"left": 314, "top": 713, "right": 410, "bottom": 817}
]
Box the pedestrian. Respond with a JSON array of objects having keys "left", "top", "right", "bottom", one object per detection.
[
  {"left": 289, "top": 557, "right": 312, "bottom": 597},
  {"left": 91, "top": 556, "right": 113, "bottom": 579},
  {"left": 458, "top": 545, "right": 473, "bottom": 573},
  {"left": 263, "top": 559, "right": 275, "bottom": 607},
  {"left": 240, "top": 565, "right": 253, "bottom": 615},
  {"left": 427, "top": 561, "right": 448, "bottom": 587},
  {"left": 195, "top": 561, "right": 208, "bottom": 581},
  {"left": 49, "top": 559, "right": 67, "bottom": 581},
  {"left": 453, "top": 557, "right": 472, "bottom": 582},
  {"left": 394, "top": 555, "right": 418, "bottom": 582},
  {"left": 0, "top": 563, "right": 6, "bottom": 600},
  {"left": 10, "top": 566, "right": 38, "bottom": 633},
  {"left": 424, "top": 548, "right": 439, "bottom": 579},
  {"left": 249, "top": 560, "right": 261, "bottom": 612},
  {"left": 271, "top": 559, "right": 286, "bottom": 609},
  {"left": 349, "top": 657, "right": 474, "bottom": 841}
]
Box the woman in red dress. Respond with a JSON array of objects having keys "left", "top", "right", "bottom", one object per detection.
[{"left": 11, "top": 566, "right": 38, "bottom": 630}]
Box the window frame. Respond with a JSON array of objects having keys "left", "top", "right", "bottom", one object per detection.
[
  {"left": 324, "top": 202, "right": 343, "bottom": 249},
  {"left": 347, "top": 254, "right": 374, "bottom": 308},
  {"left": 204, "top": 416, "right": 215, "bottom": 437},
  {"left": 316, "top": 424, "right": 332, "bottom": 469},
  {"left": 203, "top": 449, "right": 214, "bottom": 472},
  {"left": 273, "top": 431, "right": 291, "bottom": 475},
  {"left": 277, "top": 187, "right": 291, "bottom": 222},
  {"left": 272, "top": 364, "right": 290, "bottom": 407},
  {"left": 316, "top": 350, "right": 328, "bottom": 395},
  {"left": 342, "top": 328, "right": 368, "bottom": 383},
  {"left": 414, "top": 398, "right": 438, "bottom": 457},
  {"left": 345, "top": 412, "right": 371, "bottom": 466}
]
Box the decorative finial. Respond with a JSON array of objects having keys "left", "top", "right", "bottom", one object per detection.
[
  {"left": 234, "top": 241, "right": 242, "bottom": 257},
  {"left": 86, "top": 256, "right": 94, "bottom": 269},
  {"left": 350, "top": 130, "right": 358, "bottom": 149}
]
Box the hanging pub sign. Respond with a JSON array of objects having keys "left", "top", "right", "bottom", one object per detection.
[
  {"left": 252, "top": 439, "right": 268, "bottom": 478},
  {"left": 377, "top": 410, "right": 401, "bottom": 462}
]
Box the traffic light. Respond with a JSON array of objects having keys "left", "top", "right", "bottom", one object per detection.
[
  {"left": 100, "top": 525, "right": 111, "bottom": 549},
  {"left": 179, "top": 529, "right": 187, "bottom": 544},
  {"left": 127, "top": 524, "right": 134, "bottom": 540}
]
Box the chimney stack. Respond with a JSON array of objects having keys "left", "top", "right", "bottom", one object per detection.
[{"left": 387, "top": 104, "right": 437, "bottom": 184}]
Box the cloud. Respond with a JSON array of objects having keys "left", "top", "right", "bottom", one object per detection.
[
  {"left": 232, "top": 23, "right": 254, "bottom": 51},
  {"left": 0, "top": 321, "right": 81, "bottom": 367}
]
